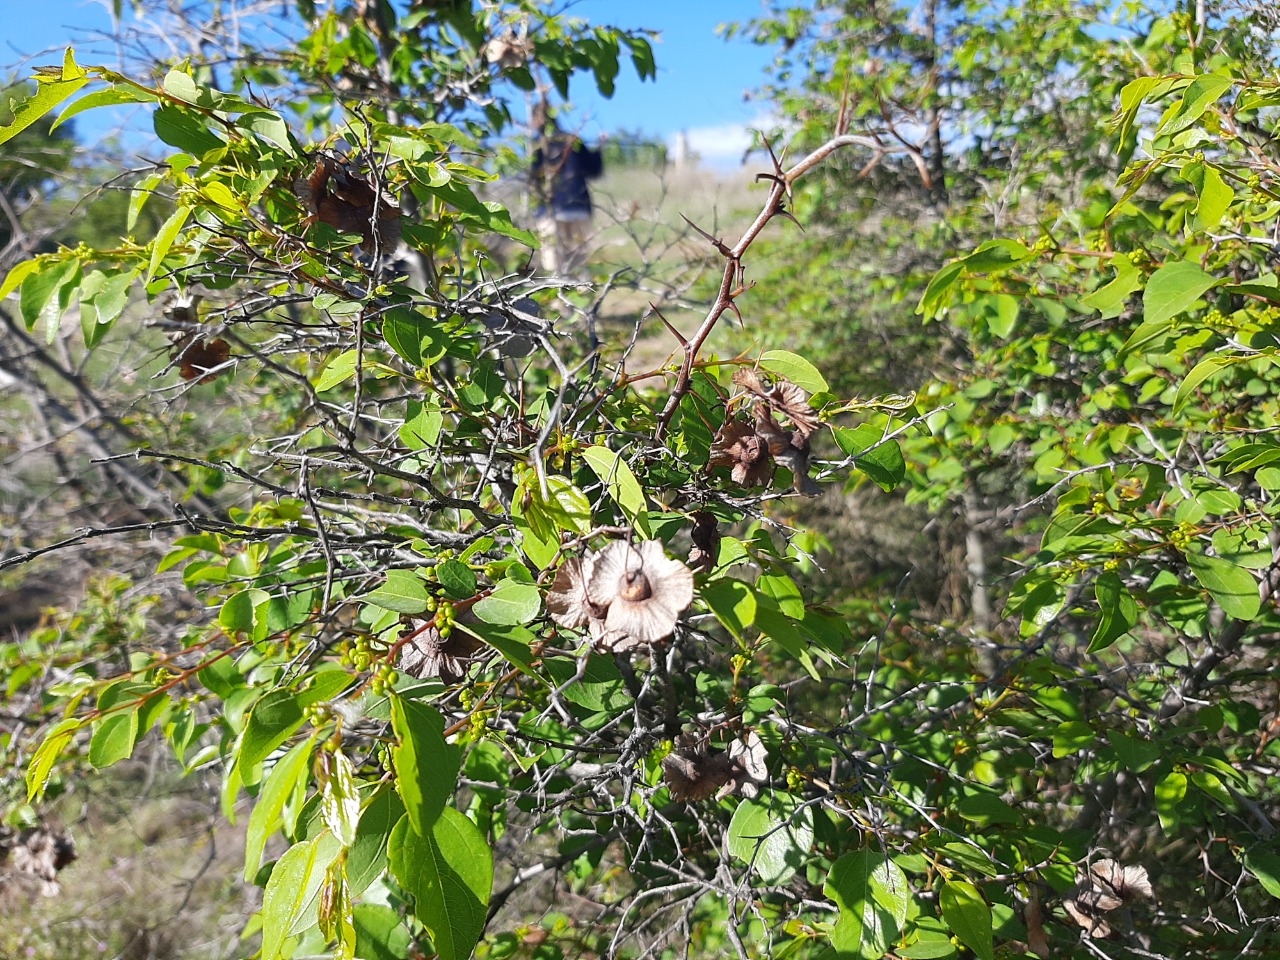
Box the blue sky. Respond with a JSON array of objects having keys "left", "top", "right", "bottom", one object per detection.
[{"left": 4, "top": 0, "right": 780, "bottom": 165}]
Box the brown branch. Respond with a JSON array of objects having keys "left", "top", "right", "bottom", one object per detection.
[{"left": 653, "top": 133, "right": 872, "bottom": 439}]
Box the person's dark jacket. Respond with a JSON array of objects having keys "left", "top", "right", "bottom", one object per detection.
[{"left": 532, "top": 134, "right": 603, "bottom": 218}]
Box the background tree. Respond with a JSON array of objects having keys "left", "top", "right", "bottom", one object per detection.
[{"left": 7, "top": 2, "right": 1280, "bottom": 960}]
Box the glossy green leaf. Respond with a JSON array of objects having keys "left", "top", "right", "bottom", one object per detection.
[
  {"left": 472, "top": 579, "right": 541, "bottom": 625},
  {"left": 0, "top": 49, "right": 89, "bottom": 146},
  {"left": 1142, "top": 260, "right": 1219, "bottom": 328},
  {"left": 365, "top": 569, "right": 432, "bottom": 615},
  {"left": 702, "top": 577, "right": 756, "bottom": 640},
  {"left": 1186, "top": 552, "right": 1260, "bottom": 620},
  {"left": 353, "top": 903, "right": 412, "bottom": 960},
  {"left": 759, "top": 349, "right": 828, "bottom": 393},
  {"left": 939, "top": 881, "right": 994, "bottom": 960},
  {"left": 825, "top": 850, "right": 910, "bottom": 960},
  {"left": 1162, "top": 73, "right": 1234, "bottom": 136},
  {"left": 318, "top": 748, "right": 361, "bottom": 847},
  {"left": 388, "top": 810, "right": 492, "bottom": 960},
  {"left": 581, "top": 445, "right": 650, "bottom": 534},
  {"left": 390, "top": 696, "right": 459, "bottom": 836},
  {"left": 1088, "top": 571, "right": 1138, "bottom": 652},
  {"left": 88, "top": 708, "right": 139, "bottom": 769},
  {"left": 245, "top": 736, "right": 316, "bottom": 881},
  {"left": 146, "top": 206, "right": 191, "bottom": 282},
  {"left": 241, "top": 689, "right": 306, "bottom": 771},
  {"left": 726, "top": 795, "right": 814, "bottom": 885},
  {"left": 1244, "top": 850, "right": 1280, "bottom": 900},
  {"left": 26, "top": 717, "right": 82, "bottom": 801}
]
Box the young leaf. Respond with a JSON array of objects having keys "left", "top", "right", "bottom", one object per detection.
[
  {"left": 245, "top": 736, "right": 317, "bottom": 881},
  {"left": 0, "top": 49, "right": 90, "bottom": 146},
  {"left": 260, "top": 832, "right": 342, "bottom": 960}
]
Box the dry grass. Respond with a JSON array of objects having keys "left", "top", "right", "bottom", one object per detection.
[{"left": 2, "top": 762, "right": 251, "bottom": 960}]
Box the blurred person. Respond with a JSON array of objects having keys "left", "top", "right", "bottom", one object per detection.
[{"left": 530, "top": 103, "right": 604, "bottom": 275}]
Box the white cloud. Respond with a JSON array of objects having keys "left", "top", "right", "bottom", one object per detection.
[{"left": 669, "top": 115, "right": 790, "bottom": 169}]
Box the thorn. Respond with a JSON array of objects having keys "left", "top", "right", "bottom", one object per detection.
[
  {"left": 648, "top": 302, "right": 687, "bottom": 347},
  {"left": 761, "top": 136, "right": 793, "bottom": 199},
  {"left": 776, "top": 207, "right": 805, "bottom": 231},
  {"left": 727, "top": 299, "right": 745, "bottom": 330},
  {"left": 835, "top": 74, "right": 852, "bottom": 138},
  {"left": 680, "top": 214, "right": 732, "bottom": 257}
]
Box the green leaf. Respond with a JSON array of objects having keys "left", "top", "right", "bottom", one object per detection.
[
  {"left": 824, "top": 850, "right": 911, "bottom": 960},
  {"left": 347, "top": 786, "right": 405, "bottom": 897},
  {"left": 26, "top": 717, "right": 82, "bottom": 801},
  {"left": 702, "top": 577, "right": 756, "bottom": 640},
  {"left": 388, "top": 810, "right": 493, "bottom": 960},
  {"left": 1186, "top": 552, "right": 1260, "bottom": 620},
  {"left": 353, "top": 903, "right": 412, "bottom": 960},
  {"left": 245, "top": 736, "right": 316, "bottom": 881},
  {"left": 1155, "top": 770, "right": 1188, "bottom": 832},
  {"left": 1186, "top": 162, "right": 1234, "bottom": 231},
  {"left": 962, "top": 239, "right": 1030, "bottom": 273},
  {"left": 473, "top": 579, "right": 541, "bottom": 625},
  {"left": 1108, "top": 730, "right": 1160, "bottom": 773},
  {"left": 313, "top": 349, "right": 359, "bottom": 393},
  {"left": 365, "top": 569, "right": 432, "bottom": 615},
  {"left": 436, "top": 559, "right": 477, "bottom": 600},
  {"left": 726, "top": 795, "right": 814, "bottom": 885},
  {"left": 219, "top": 588, "right": 272, "bottom": 640},
  {"left": 260, "top": 832, "right": 342, "bottom": 960},
  {"left": 390, "top": 696, "right": 459, "bottom": 836},
  {"left": 318, "top": 748, "right": 361, "bottom": 847},
  {"left": 1161, "top": 73, "right": 1234, "bottom": 136},
  {"left": 1174, "top": 354, "right": 1241, "bottom": 416},
  {"left": 759, "top": 349, "right": 828, "bottom": 393},
  {"left": 0, "top": 258, "right": 41, "bottom": 303},
  {"left": 1081, "top": 256, "right": 1142, "bottom": 319},
  {"left": 146, "top": 206, "right": 191, "bottom": 282},
  {"left": 20, "top": 258, "right": 78, "bottom": 333},
  {"left": 53, "top": 85, "right": 155, "bottom": 130},
  {"left": 1088, "top": 571, "right": 1138, "bottom": 653},
  {"left": 383, "top": 306, "right": 446, "bottom": 368},
  {"left": 88, "top": 708, "right": 140, "bottom": 768},
  {"left": 0, "top": 49, "right": 90, "bottom": 146},
  {"left": 1052, "top": 720, "right": 1095, "bottom": 758},
  {"left": 1142, "top": 260, "right": 1219, "bottom": 328},
  {"left": 1244, "top": 850, "right": 1280, "bottom": 900},
  {"left": 581, "top": 445, "right": 650, "bottom": 534},
  {"left": 241, "top": 689, "right": 306, "bottom": 770},
  {"left": 153, "top": 104, "right": 225, "bottom": 155},
  {"left": 939, "top": 881, "right": 994, "bottom": 960},
  {"left": 981, "top": 293, "right": 1019, "bottom": 338},
  {"left": 917, "top": 260, "right": 963, "bottom": 319},
  {"left": 833, "top": 425, "right": 906, "bottom": 491}
]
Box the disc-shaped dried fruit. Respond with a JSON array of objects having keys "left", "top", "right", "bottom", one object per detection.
[
  {"left": 547, "top": 555, "right": 606, "bottom": 630},
  {"left": 586, "top": 540, "right": 694, "bottom": 648}
]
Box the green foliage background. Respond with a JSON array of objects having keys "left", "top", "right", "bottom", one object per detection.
[{"left": 5, "top": 1, "right": 1280, "bottom": 959}]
